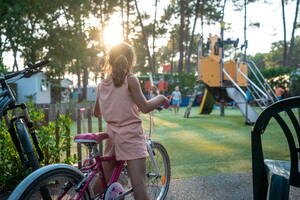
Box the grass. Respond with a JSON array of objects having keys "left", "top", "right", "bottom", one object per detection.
[{"left": 70, "top": 106, "right": 292, "bottom": 180}]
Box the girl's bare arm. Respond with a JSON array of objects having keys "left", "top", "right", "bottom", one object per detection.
[{"left": 128, "top": 75, "right": 168, "bottom": 113}]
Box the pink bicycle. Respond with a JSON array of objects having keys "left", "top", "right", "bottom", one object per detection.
[{"left": 9, "top": 109, "right": 171, "bottom": 200}]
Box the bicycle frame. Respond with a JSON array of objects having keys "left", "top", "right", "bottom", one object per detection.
[
  {"left": 3, "top": 103, "right": 44, "bottom": 166},
  {"left": 8, "top": 107, "right": 170, "bottom": 200},
  {"left": 72, "top": 137, "right": 163, "bottom": 200},
  {"left": 0, "top": 59, "right": 49, "bottom": 168}
]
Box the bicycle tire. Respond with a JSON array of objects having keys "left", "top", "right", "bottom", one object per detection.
[
  {"left": 146, "top": 141, "right": 171, "bottom": 200},
  {"left": 16, "top": 119, "right": 41, "bottom": 170},
  {"left": 8, "top": 164, "right": 91, "bottom": 200},
  {"left": 16, "top": 119, "right": 53, "bottom": 199}
]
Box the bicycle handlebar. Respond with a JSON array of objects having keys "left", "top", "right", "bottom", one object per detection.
[
  {"left": 27, "top": 59, "right": 50, "bottom": 70},
  {"left": 156, "top": 100, "right": 171, "bottom": 111},
  {"left": 162, "top": 100, "right": 170, "bottom": 109},
  {"left": 4, "top": 59, "right": 49, "bottom": 80}
]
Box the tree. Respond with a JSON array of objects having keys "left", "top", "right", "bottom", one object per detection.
[
  {"left": 287, "top": 0, "right": 300, "bottom": 67},
  {"left": 185, "top": 0, "right": 201, "bottom": 73},
  {"left": 281, "top": 0, "right": 288, "bottom": 67},
  {"left": 134, "top": 0, "right": 154, "bottom": 73}
]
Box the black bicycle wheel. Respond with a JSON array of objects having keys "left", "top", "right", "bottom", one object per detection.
[
  {"left": 15, "top": 119, "right": 41, "bottom": 170},
  {"left": 14, "top": 167, "right": 91, "bottom": 200},
  {"left": 146, "top": 141, "right": 171, "bottom": 200}
]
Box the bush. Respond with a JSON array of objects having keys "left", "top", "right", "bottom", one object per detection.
[
  {"left": 290, "top": 73, "right": 300, "bottom": 96},
  {"left": 38, "top": 114, "right": 77, "bottom": 165},
  {"left": 152, "top": 73, "right": 198, "bottom": 97},
  {"left": 0, "top": 119, "right": 29, "bottom": 192},
  {"left": 0, "top": 108, "right": 76, "bottom": 192}
]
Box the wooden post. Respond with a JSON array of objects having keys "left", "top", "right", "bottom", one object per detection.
[
  {"left": 77, "top": 108, "right": 82, "bottom": 168},
  {"left": 98, "top": 117, "right": 103, "bottom": 155},
  {"left": 66, "top": 109, "right": 71, "bottom": 159},
  {"left": 88, "top": 108, "right": 92, "bottom": 133},
  {"left": 87, "top": 109, "right": 92, "bottom": 155},
  {"left": 55, "top": 110, "right": 60, "bottom": 163},
  {"left": 43, "top": 108, "right": 50, "bottom": 165}
]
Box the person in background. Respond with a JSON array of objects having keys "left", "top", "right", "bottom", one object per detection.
[
  {"left": 170, "top": 86, "right": 182, "bottom": 114},
  {"left": 275, "top": 85, "right": 285, "bottom": 100},
  {"left": 93, "top": 42, "right": 169, "bottom": 200},
  {"left": 150, "top": 85, "right": 158, "bottom": 99}
]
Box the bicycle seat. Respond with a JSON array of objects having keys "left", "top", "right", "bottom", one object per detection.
[{"left": 74, "top": 133, "right": 109, "bottom": 144}]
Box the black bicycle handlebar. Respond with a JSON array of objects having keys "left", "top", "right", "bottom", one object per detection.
[
  {"left": 4, "top": 59, "right": 49, "bottom": 80},
  {"left": 28, "top": 59, "right": 50, "bottom": 70}
]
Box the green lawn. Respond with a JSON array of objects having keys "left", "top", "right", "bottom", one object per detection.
[{"left": 70, "top": 106, "right": 291, "bottom": 180}]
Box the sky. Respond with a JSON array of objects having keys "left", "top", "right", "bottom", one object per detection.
[
  {"left": 3, "top": 1, "right": 299, "bottom": 68},
  {"left": 216, "top": 1, "right": 299, "bottom": 55},
  {"left": 142, "top": 1, "right": 299, "bottom": 56}
]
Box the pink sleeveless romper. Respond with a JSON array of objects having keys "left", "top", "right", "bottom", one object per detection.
[{"left": 97, "top": 75, "right": 149, "bottom": 161}]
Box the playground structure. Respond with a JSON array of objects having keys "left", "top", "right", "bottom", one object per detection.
[{"left": 184, "top": 34, "right": 278, "bottom": 124}]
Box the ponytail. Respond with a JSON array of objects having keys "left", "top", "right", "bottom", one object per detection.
[
  {"left": 111, "top": 55, "right": 130, "bottom": 87},
  {"left": 103, "top": 43, "right": 136, "bottom": 87}
]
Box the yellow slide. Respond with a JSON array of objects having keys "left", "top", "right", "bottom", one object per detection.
[{"left": 199, "top": 88, "right": 215, "bottom": 114}]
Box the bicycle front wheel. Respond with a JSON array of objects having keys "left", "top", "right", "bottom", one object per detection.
[
  {"left": 9, "top": 164, "right": 91, "bottom": 200},
  {"left": 146, "top": 141, "right": 171, "bottom": 200}
]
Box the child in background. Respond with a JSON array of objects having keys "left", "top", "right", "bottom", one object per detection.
[
  {"left": 275, "top": 84, "right": 285, "bottom": 100},
  {"left": 150, "top": 85, "right": 158, "bottom": 99},
  {"left": 170, "top": 86, "right": 182, "bottom": 114},
  {"left": 93, "top": 42, "right": 169, "bottom": 200}
]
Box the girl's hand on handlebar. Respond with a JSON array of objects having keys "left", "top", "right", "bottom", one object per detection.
[{"left": 162, "top": 100, "right": 170, "bottom": 109}]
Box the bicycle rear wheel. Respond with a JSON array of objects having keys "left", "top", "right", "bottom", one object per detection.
[
  {"left": 146, "top": 141, "right": 171, "bottom": 200},
  {"left": 8, "top": 164, "right": 91, "bottom": 200}
]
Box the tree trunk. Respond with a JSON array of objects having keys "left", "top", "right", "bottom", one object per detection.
[
  {"left": 287, "top": 0, "right": 299, "bottom": 67},
  {"left": 12, "top": 47, "right": 18, "bottom": 72},
  {"left": 178, "top": 0, "right": 185, "bottom": 73},
  {"left": 186, "top": 0, "right": 201, "bottom": 73},
  {"left": 121, "top": 0, "right": 126, "bottom": 40},
  {"left": 134, "top": 0, "right": 153, "bottom": 73},
  {"left": 126, "top": 0, "right": 130, "bottom": 42},
  {"left": 281, "top": 0, "right": 287, "bottom": 67},
  {"left": 184, "top": 19, "right": 190, "bottom": 72},
  {"left": 171, "top": 32, "right": 175, "bottom": 74},
  {"left": 152, "top": 0, "right": 158, "bottom": 71},
  {"left": 243, "top": 0, "right": 247, "bottom": 61}
]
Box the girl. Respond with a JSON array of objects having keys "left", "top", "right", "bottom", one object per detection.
[
  {"left": 170, "top": 86, "right": 182, "bottom": 114},
  {"left": 93, "top": 42, "right": 169, "bottom": 199}
]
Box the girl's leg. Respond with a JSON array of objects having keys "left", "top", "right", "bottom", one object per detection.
[
  {"left": 92, "top": 161, "right": 117, "bottom": 195},
  {"left": 127, "top": 158, "right": 150, "bottom": 200}
]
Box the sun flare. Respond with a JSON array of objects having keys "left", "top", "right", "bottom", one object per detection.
[{"left": 103, "top": 23, "right": 124, "bottom": 47}]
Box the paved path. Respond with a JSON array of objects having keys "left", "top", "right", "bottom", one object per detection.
[
  {"left": 2, "top": 172, "right": 300, "bottom": 199},
  {"left": 166, "top": 172, "right": 300, "bottom": 200}
]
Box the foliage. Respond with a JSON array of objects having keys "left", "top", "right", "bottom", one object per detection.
[
  {"left": 0, "top": 118, "right": 30, "bottom": 192},
  {"left": 151, "top": 73, "right": 198, "bottom": 97},
  {"left": 259, "top": 67, "right": 294, "bottom": 80},
  {"left": 37, "top": 114, "right": 76, "bottom": 165},
  {"left": 289, "top": 70, "right": 300, "bottom": 96},
  {"left": 261, "top": 36, "right": 300, "bottom": 68},
  {"left": 248, "top": 53, "right": 267, "bottom": 69},
  {"left": 247, "top": 67, "right": 293, "bottom": 96},
  {"left": 0, "top": 108, "right": 75, "bottom": 192}
]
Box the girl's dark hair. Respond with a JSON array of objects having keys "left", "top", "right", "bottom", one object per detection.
[{"left": 104, "top": 42, "right": 136, "bottom": 87}]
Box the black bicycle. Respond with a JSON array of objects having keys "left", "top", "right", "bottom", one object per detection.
[{"left": 1, "top": 59, "right": 49, "bottom": 172}]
